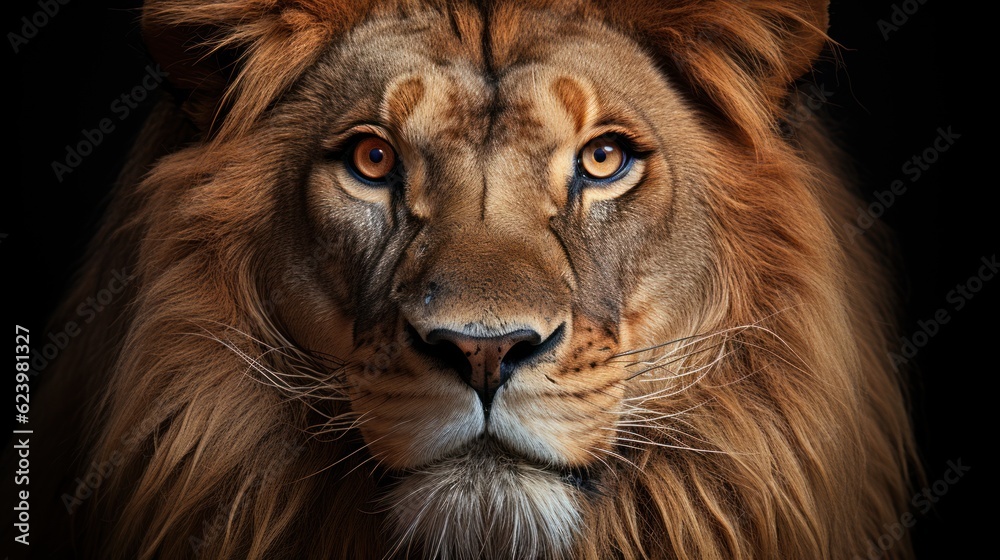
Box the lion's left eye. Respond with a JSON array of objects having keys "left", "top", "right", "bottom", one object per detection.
[
  {"left": 348, "top": 136, "right": 398, "bottom": 183},
  {"left": 579, "top": 136, "right": 630, "bottom": 181}
]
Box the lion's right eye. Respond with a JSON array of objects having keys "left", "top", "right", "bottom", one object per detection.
[{"left": 348, "top": 136, "right": 398, "bottom": 184}]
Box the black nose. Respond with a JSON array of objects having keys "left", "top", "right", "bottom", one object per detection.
[{"left": 410, "top": 325, "right": 564, "bottom": 413}]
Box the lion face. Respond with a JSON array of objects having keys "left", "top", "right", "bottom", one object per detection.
[
  {"left": 268, "top": 3, "right": 713, "bottom": 532},
  {"left": 267, "top": 8, "right": 713, "bottom": 552}
]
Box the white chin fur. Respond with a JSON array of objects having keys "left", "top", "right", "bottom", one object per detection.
[{"left": 385, "top": 444, "right": 581, "bottom": 560}]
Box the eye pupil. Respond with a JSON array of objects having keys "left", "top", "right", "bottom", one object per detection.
[
  {"left": 593, "top": 148, "right": 608, "bottom": 163},
  {"left": 369, "top": 149, "right": 384, "bottom": 164}
]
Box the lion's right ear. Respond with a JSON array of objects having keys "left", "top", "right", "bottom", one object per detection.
[{"left": 141, "top": 0, "right": 374, "bottom": 138}]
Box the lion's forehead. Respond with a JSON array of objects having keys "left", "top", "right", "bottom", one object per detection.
[
  {"left": 373, "top": 60, "right": 586, "bottom": 152},
  {"left": 328, "top": 10, "right": 657, "bottom": 144}
]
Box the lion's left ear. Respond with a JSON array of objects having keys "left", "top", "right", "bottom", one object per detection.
[
  {"left": 599, "top": 0, "right": 830, "bottom": 146},
  {"left": 142, "top": 0, "right": 374, "bottom": 139}
]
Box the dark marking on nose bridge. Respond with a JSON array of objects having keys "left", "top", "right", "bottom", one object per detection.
[
  {"left": 477, "top": 86, "right": 504, "bottom": 222},
  {"left": 478, "top": 3, "right": 504, "bottom": 222},
  {"left": 480, "top": 173, "right": 489, "bottom": 222}
]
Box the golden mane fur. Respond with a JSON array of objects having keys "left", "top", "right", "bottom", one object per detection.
[{"left": 16, "top": 1, "right": 915, "bottom": 559}]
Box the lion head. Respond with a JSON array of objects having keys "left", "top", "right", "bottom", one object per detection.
[{"left": 23, "top": 1, "right": 915, "bottom": 559}]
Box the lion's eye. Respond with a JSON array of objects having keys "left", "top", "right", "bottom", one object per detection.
[
  {"left": 349, "top": 136, "right": 397, "bottom": 183},
  {"left": 579, "top": 136, "right": 629, "bottom": 181}
]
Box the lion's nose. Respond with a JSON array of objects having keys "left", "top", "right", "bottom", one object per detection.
[{"left": 413, "top": 325, "right": 564, "bottom": 414}]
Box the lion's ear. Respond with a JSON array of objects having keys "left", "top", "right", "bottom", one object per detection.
[
  {"left": 141, "top": 0, "right": 373, "bottom": 138},
  {"left": 601, "top": 0, "right": 830, "bottom": 145}
]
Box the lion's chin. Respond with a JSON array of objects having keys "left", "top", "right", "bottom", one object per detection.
[{"left": 385, "top": 440, "right": 582, "bottom": 560}]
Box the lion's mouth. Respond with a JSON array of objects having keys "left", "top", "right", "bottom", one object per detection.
[{"left": 397, "top": 436, "right": 597, "bottom": 491}]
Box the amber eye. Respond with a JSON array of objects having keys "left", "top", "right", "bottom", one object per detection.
[
  {"left": 350, "top": 136, "right": 397, "bottom": 182},
  {"left": 579, "top": 136, "right": 629, "bottom": 181}
]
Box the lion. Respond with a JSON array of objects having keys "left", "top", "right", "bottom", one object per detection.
[{"left": 14, "top": 0, "right": 916, "bottom": 558}]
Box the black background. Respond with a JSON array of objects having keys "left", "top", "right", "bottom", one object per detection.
[{"left": 5, "top": 0, "right": 992, "bottom": 557}]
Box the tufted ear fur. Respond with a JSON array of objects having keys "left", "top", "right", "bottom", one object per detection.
[
  {"left": 595, "top": 0, "right": 830, "bottom": 146},
  {"left": 141, "top": 0, "right": 379, "bottom": 138}
]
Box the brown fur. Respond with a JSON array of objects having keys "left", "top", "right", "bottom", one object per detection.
[{"left": 15, "top": 1, "right": 915, "bottom": 558}]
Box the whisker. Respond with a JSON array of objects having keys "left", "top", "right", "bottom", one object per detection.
[
  {"left": 612, "top": 332, "right": 708, "bottom": 358},
  {"left": 614, "top": 305, "right": 801, "bottom": 364},
  {"left": 595, "top": 447, "right": 642, "bottom": 472},
  {"left": 612, "top": 435, "right": 729, "bottom": 455},
  {"left": 614, "top": 422, "right": 718, "bottom": 448},
  {"left": 625, "top": 343, "right": 729, "bottom": 381},
  {"left": 582, "top": 448, "right": 618, "bottom": 480},
  {"left": 621, "top": 330, "right": 731, "bottom": 367},
  {"left": 620, "top": 400, "right": 711, "bottom": 422},
  {"left": 624, "top": 344, "right": 728, "bottom": 403},
  {"left": 186, "top": 322, "right": 353, "bottom": 428},
  {"left": 296, "top": 430, "right": 391, "bottom": 483}
]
